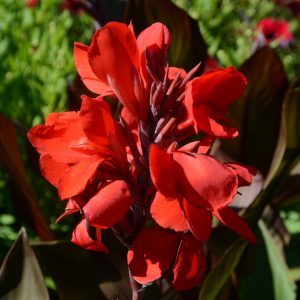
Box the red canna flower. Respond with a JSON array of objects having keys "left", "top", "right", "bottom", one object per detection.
[
  {"left": 28, "top": 21, "right": 257, "bottom": 293},
  {"left": 26, "top": 0, "right": 38, "bottom": 8},
  {"left": 255, "top": 18, "right": 294, "bottom": 47}
]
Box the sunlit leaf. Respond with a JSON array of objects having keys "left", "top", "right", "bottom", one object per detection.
[
  {"left": 0, "top": 113, "right": 54, "bottom": 241},
  {"left": 0, "top": 228, "right": 49, "bottom": 300},
  {"left": 126, "top": 0, "right": 207, "bottom": 71},
  {"left": 199, "top": 239, "right": 249, "bottom": 300},
  {"left": 222, "top": 47, "right": 289, "bottom": 176},
  {"left": 259, "top": 221, "right": 297, "bottom": 300}
]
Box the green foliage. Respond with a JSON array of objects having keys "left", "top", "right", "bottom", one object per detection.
[
  {"left": 173, "top": 0, "right": 300, "bottom": 79},
  {"left": 0, "top": 0, "right": 92, "bottom": 126}
]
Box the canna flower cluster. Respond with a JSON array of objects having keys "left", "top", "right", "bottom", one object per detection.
[{"left": 28, "top": 22, "right": 256, "bottom": 290}]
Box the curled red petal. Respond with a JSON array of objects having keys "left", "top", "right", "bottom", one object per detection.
[
  {"left": 172, "top": 235, "right": 206, "bottom": 291},
  {"left": 226, "top": 163, "right": 257, "bottom": 187},
  {"left": 182, "top": 199, "right": 212, "bottom": 241},
  {"left": 58, "top": 156, "right": 103, "bottom": 200},
  {"left": 189, "top": 67, "right": 247, "bottom": 107},
  {"left": 74, "top": 42, "right": 111, "bottom": 94},
  {"left": 150, "top": 192, "right": 189, "bottom": 232},
  {"left": 55, "top": 198, "right": 85, "bottom": 223},
  {"left": 28, "top": 112, "right": 91, "bottom": 163},
  {"left": 128, "top": 227, "right": 178, "bottom": 284},
  {"left": 40, "top": 154, "right": 68, "bottom": 187},
  {"left": 149, "top": 144, "right": 178, "bottom": 198},
  {"left": 214, "top": 207, "right": 256, "bottom": 243},
  {"left": 71, "top": 219, "right": 108, "bottom": 253},
  {"left": 184, "top": 67, "right": 246, "bottom": 138},
  {"left": 173, "top": 151, "right": 238, "bottom": 211},
  {"left": 83, "top": 180, "right": 134, "bottom": 228}
]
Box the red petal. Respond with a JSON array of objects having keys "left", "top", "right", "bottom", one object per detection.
[
  {"left": 184, "top": 67, "right": 246, "bottom": 138},
  {"left": 226, "top": 163, "right": 257, "bottom": 187},
  {"left": 128, "top": 227, "right": 178, "bottom": 284},
  {"left": 149, "top": 144, "right": 178, "bottom": 198},
  {"left": 80, "top": 95, "right": 115, "bottom": 147},
  {"left": 172, "top": 235, "right": 206, "bottom": 291},
  {"left": 150, "top": 192, "right": 189, "bottom": 232},
  {"left": 189, "top": 67, "right": 247, "bottom": 107},
  {"left": 74, "top": 42, "right": 111, "bottom": 94},
  {"left": 137, "top": 22, "right": 171, "bottom": 82},
  {"left": 173, "top": 151, "right": 238, "bottom": 211},
  {"left": 40, "top": 154, "right": 68, "bottom": 187},
  {"left": 71, "top": 219, "right": 108, "bottom": 253},
  {"left": 214, "top": 207, "right": 256, "bottom": 243},
  {"left": 58, "top": 156, "right": 103, "bottom": 199},
  {"left": 88, "top": 22, "right": 140, "bottom": 119},
  {"left": 191, "top": 105, "right": 239, "bottom": 138},
  {"left": 28, "top": 112, "right": 92, "bottom": 163},
  {"left": 83, "top": 180, "right": 134, "bottom": 228},
  {"left": 182, "top": 199, "right": 212, "bottom": 241}
]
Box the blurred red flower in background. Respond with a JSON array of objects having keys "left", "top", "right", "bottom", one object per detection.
[{"left": 255, "top": 18, "right": 293, "bottom": 47}]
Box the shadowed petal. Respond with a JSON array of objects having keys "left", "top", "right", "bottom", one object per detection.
[
  {"left": 226, "top": 163, "right": 257, "bottom": 187},
  {"left": 185, "top": 67, "right": 246, "bottom": 138},
  {"left": 74, "top": 42, "right": 111, "bottom": 94},
  {"left": 150, "top": 192, "right": 189, "bottom": 232},
  {"left": 128, "top": 227, "right": 178, "bottom": 284},
  {"left": 72, "top": 219, "right": 108, "bottom": 253},
  {"left": 182, "top": 199, "right": 212, "bottom": 241},
  {"left": 172, "top": 235, "right": 206, "bottom": 291},
  {"left": 137, "top": 22, "right": 171, "bottom": 82},
  {"left": 58, "top": 156, "right": 103, "bottom": 200},
  {"left": 83, "top": 180, "right": 134, "bottom": 228},
  {"left": 149, "top": 144, "right": 178, "bottom": 198},
  {"left": 214, "top": 207, "right": 256, "bottom": 243}
]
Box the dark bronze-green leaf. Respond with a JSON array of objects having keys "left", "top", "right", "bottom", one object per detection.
[
  {"left": 199, "top": 239, "right": 249, "bottom": 300},
  {"left": 222, "top": 47, "right": 288, "bottom": 176},
  {"left": 126, "top": 0, "right": 207, "bottom": 71},
  {"left": 0, "top": 228, "right": 49, "bottom": 299}
]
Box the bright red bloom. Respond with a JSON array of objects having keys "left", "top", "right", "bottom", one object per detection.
[
  {"left": 29, "top": 20, "right": 257, "bottom": 293},
  {"left": 255, "top": 18, "right": 293, "bottom": 47},
  {"left": 128, "top": 227, "right": 205, "bottom": 290},
  {"left": 149, "top": 144, "right": 257, "bottom": 243}
]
